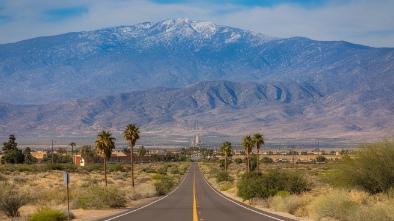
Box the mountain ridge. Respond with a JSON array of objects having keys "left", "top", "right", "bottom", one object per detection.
[
  {"left": 1, "top": 18, "right": 393, "bottom": 104},
  {"left": 0, "top": 18, "right": 393, "bottom": 139},
  {"left": 0, "top": 80, "right": 392, "bottom": 139}
]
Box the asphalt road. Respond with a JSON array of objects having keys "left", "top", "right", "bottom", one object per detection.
[{"left": 99, "top": 162, "right": 296, "bottom": 221}]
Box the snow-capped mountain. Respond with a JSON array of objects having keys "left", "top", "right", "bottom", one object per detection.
[
  {"left": 1, "top": 18, "right": 392, "bottom": 105},
  {"left": 0, "top": 18, "right": 393, "bottom": 138}
]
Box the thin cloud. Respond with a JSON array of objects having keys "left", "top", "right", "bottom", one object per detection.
[{"left": 43, "top": 6, "right": 89, "bottom": 22}]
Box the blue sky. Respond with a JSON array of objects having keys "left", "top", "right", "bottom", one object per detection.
[{"left": 0, "top": 0, "right": 393, "bottom": 47}]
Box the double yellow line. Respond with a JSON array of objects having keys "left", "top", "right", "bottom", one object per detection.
[{"left": 193, "top": 165, "right": 198, "bottom": 221}]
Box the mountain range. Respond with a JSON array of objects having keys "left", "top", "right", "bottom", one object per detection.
[{"left": 0, "top": 18, "right": 393, "bottom": 139}]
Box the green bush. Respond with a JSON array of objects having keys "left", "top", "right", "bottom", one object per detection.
[
  {"left": 261, "top": 157, "right": 274, "bottom": 164},
  {"left": 142, "top": 167, "right": 157, "bottom": 173},
  {"left": 28, "top": 207, "right": 67, "bottom": 221},
  {"left": 237, "top": 170, "right": 312, "bottom": 201},
  {"left": 220, "top": 184, "right": 232, "bottom": 191},
  {"left": 45, "top": 164, "right": 77, "bottom": 172},
  {"left": 334, "top": 140, "right": 394, "bottom": 194},
  {"left": 0, "top": 164, "right": 38, "bottom": 173},
  {"left": 216, "top": 171, "right": 233, "bottom": 183},
  {"left": 78, "top": 164, "right": 103, "bottom": 172},
  {"left": 157, "top": 164, "right": 172, "bottom": 175},
  {"left": 152, "top": 173, "right": 175, "bottom": 196},
  {"left": 208, "top": 167, "right": 220, "bottom": 178},
  {"left": 170, "top": 167, "right": 180, "bottom": 174},
  {"left": 316, "top": 155, "right": 326, "bottom": 163},
  {"left": 234, "top": 158, "right": 243, "bottom": 164},
  {"left": 77, "top": 185, "right": 127, "bottom": 209},
  {"left": 108, "top": 163, "right": 125, "bottom": 172}
]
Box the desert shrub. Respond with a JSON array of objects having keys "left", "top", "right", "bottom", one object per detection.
[
  {"left": 316, "top": 155, "right": 326, "bottom": 163},
  {"left": 334, "top": 140, "right": 394, "bottom": 194},
  {"left": 177, "top": 156, "right": 188, "bottom": 162},
  {"left": 13, "top": 176, "right": 28, "bottom": 183},
  {"left": 220, "top": 183, "right": 232, "bottom": 191},
  {"left": 307, "top": 189, "right": 358, "bottom": 221},
  {"left": 216, "top": 171, "right": 233, "bottom": 183},
  {"left": 108, "top": 163, "right": 125, "bottom": 172},
  {"left": 45, "top": 164, "right": 77, "bottom": 172},
  {"left": 33, "top": 187, "right": 69, "bottom": 206},
  {"left": 152, "top": 174, "right": 175, "bottom": 196},
  {"left": 237, "top": 170, "right": 312, "bottom": 201},
  {"left": 77, "top": 185, "right": 127, "bottom": 209},
  {"left": 28, "top": 207, "right": 67, "bottom": 221},
  {"left": 170, "top": 167, "right": 180, "bottom": 174},
  {"left": 261, "top": 157, "right": 274, "bottom": 164},
  {"left": 0, "top": 164, "right": 38, "bottom": 173},
  {"left": 268, "top": 194, "right": 310, "bottom": 215},
  {"left": 349, "top": 203, "right": 394, "bottom": 221},
  {"left": 130, "top": 183, "right": 157, "bottom": 200},
  {"left": 208, "top": 167, "right": 220, "bottom": 177},
  {"left": 0, "top": 183, "right": 31, "bottom": 217},
  {"left": 157, "top": 164, "right": 172, "bottom": 175},
  {"left": 142, "top": 167, "right": 157, "bottom": 173},
  {"left": 234, "top": 158, "right": 243, "bottom": 164},
  {"left": 78, "top": 164, "right": 103, "bottom": 172},
  {"left": 0, "top": 173, "right": 7, "bottom": 181}
]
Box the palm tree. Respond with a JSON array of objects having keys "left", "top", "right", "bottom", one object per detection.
[
  {"left": 242, "top": 135, "right": 253, "bottom": 172},
  {"left": 95, "top": 131, "right": 116, "bottom": 187},
  {"left": 69, "top": 142, "right": 76, "bottom": 164},
  {"left": 123, "top": 124, "right": 140, "bottom": 187},
  {"left": 252, "top": 133, "right": 264, "bottom": 172},
  {"left": 220, "top": 141, "right": 232, "bottom": 171}
]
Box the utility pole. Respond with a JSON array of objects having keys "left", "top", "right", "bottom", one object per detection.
[
  {"left": 292, "top": 145, "right": 295, "bottom": 168},
  {"left": 51, "top": 140, "right": 54, "bottom": 164}
]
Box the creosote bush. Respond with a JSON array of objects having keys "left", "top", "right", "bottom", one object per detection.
[
  {"left": 237, "top": 170, "right": 312, "bottom": 201},
  {"left": 216, "top": 171, "right": 233, "bottom": 183},
  {"left": 0, "top": 183, "right": 31, "bottom": 217},
  {"left": 307, "top": 189, "right": 358, "bottom": 221},
  {"left": 130, "top": 183, "right": 157, "bottom": 200},
  {"left": 152, "top": 173, "right": 175, "bottom": 196},
  {"left": 334, "top": 140, "right": 394, "bottom": 194},
  {"left": 28, "top": 206, "right": 67, "bottom": 221},
  {"left": 77, "top": 185, "right": 127, "bottom": 209}
]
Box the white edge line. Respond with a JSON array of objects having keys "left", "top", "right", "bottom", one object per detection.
[
  {"left": 103, "top": 166, "right": 192, "bottom": 221},
  {"left": 199, "top": 168, "right": 287, "bottom": 221}
]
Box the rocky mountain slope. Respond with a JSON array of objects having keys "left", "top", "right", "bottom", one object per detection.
[
  {"left": 1, "top": 18, "right": 393, "bottom": 105},
  {"left": 0, "top": 18, "right": 393, "bottom": 138},
  {"left": 0, "top": 81, "right": 392, "bottom": 139}
]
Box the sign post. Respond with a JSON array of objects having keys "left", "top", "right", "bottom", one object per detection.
[{"left": 64, "top": 173, "right": 70, "bottom": 220}]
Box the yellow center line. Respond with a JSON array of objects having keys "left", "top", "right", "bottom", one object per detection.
[{"left": 193, "top": 164, "right": 198, "bottom": 221}]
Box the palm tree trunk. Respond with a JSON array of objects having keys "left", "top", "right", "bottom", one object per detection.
[
  {"left": 104, "top": 159, "right": 107, "bottom": 187},
  {"left": 131, "top": 145, "right": 134, "bottom": 187},
  {"left": 247, "top": 152, "right": 250, "bottom": 172},
  {"left": 225, "top": 153, "right": 227, "bottom": 171},
  {"left": 256, "top": 148, "right": 260, "bottom": 172}
]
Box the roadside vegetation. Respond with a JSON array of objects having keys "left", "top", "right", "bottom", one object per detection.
[
  {"left": 2, "top": 131, "right": 393, "bottom": 221},
  {"left": 0, "top": 161, "right": 189, "bottom": 220},
  {"left": 0, "top": 131, "right": 190, "bottom": 220},
  {"left": 200, "top": 136, "right": 394, "bottom": 221}
]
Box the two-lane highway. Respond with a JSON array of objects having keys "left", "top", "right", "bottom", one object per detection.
[{"left": 100, "top": 162, "right": 296, "bottom": 221}]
